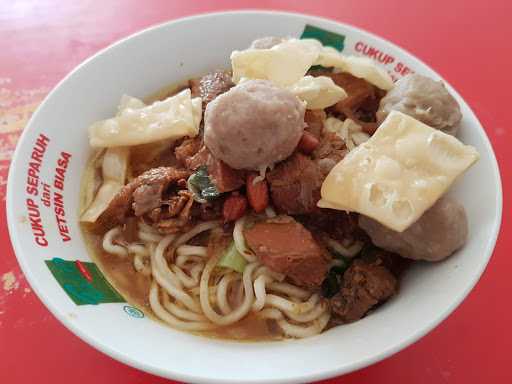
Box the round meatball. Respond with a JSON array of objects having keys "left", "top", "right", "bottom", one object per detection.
[
  {"left": 249, "top": 36, "right": 286, "bottom": 49},
  {"left": 359, "top": 196, "right": 468, "bottom": 262},
  {"left": 377, "top": 74, "right": 462, "bottom": 135},
  {"left": 204, "top": 80, "right": 306, "bottom": 170}
]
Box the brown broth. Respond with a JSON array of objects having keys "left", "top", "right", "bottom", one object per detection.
[
  {"left": 82, "top": 228, "right": 152, "bottom": 311},
  {"left": 81, "top": 225, "right": 282, "bottom": 341}
]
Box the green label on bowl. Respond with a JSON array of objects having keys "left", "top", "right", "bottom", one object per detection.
[
  {"left": 45, "top": 258, "right": 125, "bottom": 305},
  {"left": 300, "top": 24, "right": 345, "bottom": 51}
]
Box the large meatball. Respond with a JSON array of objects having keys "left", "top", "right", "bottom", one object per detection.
[
  {"left": 204, "top": 80, "right": 306, "bottom": 170},
  {"left": 377, "top": 74, "right": 462, "bottom": 135},
  {"left": 359, "top": 196, "right": 468, "bottom": 262}
]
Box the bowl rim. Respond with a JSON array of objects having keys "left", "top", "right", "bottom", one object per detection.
[{"left": 6, "top": 9, "right": 503, "bottom": 384}]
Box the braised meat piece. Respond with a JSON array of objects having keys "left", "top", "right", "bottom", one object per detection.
[
  {"left": 207, "top": 156, "right": 245, "bottom": 193},
  {"left": 312, "top": 131, "right": 347, "bottom": 175},
  {"left": 154, "top": 190, "right": 195, "bottom": 234},
  {"left": 330, "top": 256, "right": 397, "bottom": 323},
  {"left": 311, "top": 71, "right": 385, "bottom": 134},
  {"left": 192, "top": 199, "right": 224, "bottom": 221},
  {"left": 359, "top": 247, "right": 410, "bottom": 279},
  {"left": 266, "top": 153, "right": 322, "bottom": 215},
  {"left": 176, "top": 136, "right": 243, "bottom": 192},
  {"left": 186, "top": 146, "right": 210, "bottom": 171},
  {"left": 328, "top": 72, "right": 377, "bottom": 111},
  {"left": 304, "top": 109, "right": 326, "bottom": 139},
  {"left": 244, "top": 216, "right": 329, "bottom": 288},
  {"left": 175, "top": 136, "right": 201, "bottom": 162},
  {"left": 175, "top": 137, "right": 208, "bottom": 171},
  {"left": 298, "top": 209, "right": 361, "bottom": 245},
  {"left": 97, "top": 167, "right": 191, "bottom": 229},
  {"left": 132, "top": 183, "right": 163, "bottom": 216},
  {"left": 189, "top": 71, "right": 234, "bottom": 108}
]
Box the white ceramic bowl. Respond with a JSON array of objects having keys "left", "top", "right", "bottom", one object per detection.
[{"left": 7, "top": 11, "right": 502, "bottom": 384}]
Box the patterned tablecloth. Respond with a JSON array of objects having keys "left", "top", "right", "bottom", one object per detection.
[{"left": 1, "top": 1, "right": 510, "bottom": 383}]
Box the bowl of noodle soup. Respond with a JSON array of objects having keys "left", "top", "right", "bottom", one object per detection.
[{"left": 6, "top": 11, "right": 501, "bottom": 384}]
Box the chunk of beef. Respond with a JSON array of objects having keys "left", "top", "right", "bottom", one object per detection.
[
  {"left": 359, "top": 246, "right": 410, "bottom": 279},
  {"left": 187, "top": 146, "right": 210, "bottom": 171},
  {"left": 175, "top": 136, "right": 244, "bottom": 192},
  {"left": 175, "top": 137, "right": 203, "bottom": 168},
  {"left": 244, "top": 216, "right": 329, "bottom": 287},
  {"left": 175, "top": 137, "right": 201, "bottom": 163},
  {"left": 207, "top": 156, "right": 245, "bottom": 193},
  {"left": 312, "top": 131, "right": 347, "bottom": 175},
  {"left": 175, "top": 136, "right": 210, "bottom": 171},
  {"left": 330, "top": 257, "right": 397, "bottom": 323},
  {"left": 266, "top": 153, "right": 322, "bottom": 215},
  {"left": 298, "top": 210, "right": 361, "bottom": 245},
  {"left": 331, "top": 73, "right": 385, "bottom": 135},
  {"left": 304, "top": 109, "right": 326, "bottom": 139},
  {"left": 222, "top": 192, "right": 248, "bottom": 222},
  {"left": 189, "top": 71, "right": 234, "bottom": 108},
  {"left": 312, "top": 71, "right": 384, "bottom": 134},
  {"left": 328, "top": 72, "right": 377, "bottom": 111},
  {"left": 98, "top": 167, "right": 191, "bottom": 229},
  {"left": 132, "top": 183, "right": 163, "bottom": 216},
  {"left": 155, "top": 190, "right": 195, "bottom": 234}
]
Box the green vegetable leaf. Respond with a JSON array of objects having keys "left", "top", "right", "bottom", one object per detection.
[
  {"left": 321, "top": 270, "right": 340, "bottom": 298},
  {"left": 217, "top": 241, "right": 247, "bottom": 273},
  {"left": 188, "top": 166, "right": 220, "bottom": 201}
]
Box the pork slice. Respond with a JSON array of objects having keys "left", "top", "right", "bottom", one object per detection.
[
  {"left": 207, "top": 155, "right": 244, "bottom": 193},
  {"left": 244, "top": 216, "right": 329, "bottom": 288},
  {"left": 266, "top": 153, "right": 322, "bottom": 215},
  {"left": 98, "top": 167, "right": 191, "bottom": 229},
  {"left": 330, "top": 257, "right": 397, "bottom": 323}
]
